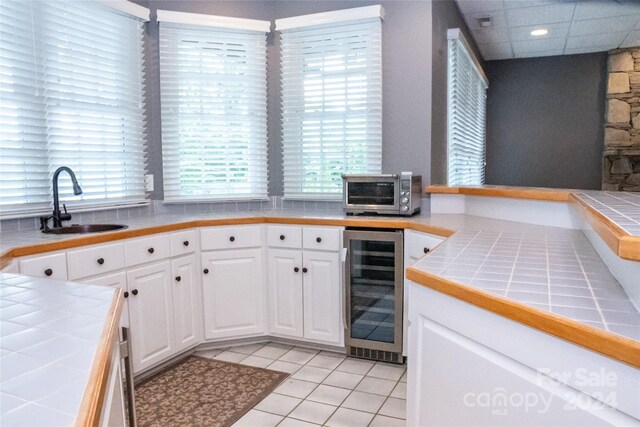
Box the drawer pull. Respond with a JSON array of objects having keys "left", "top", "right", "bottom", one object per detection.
[
  {"left": 175, "top": 276, "right": 181, "bottom": 282},
  {"left": 44, "top": 268, "right": 53, "bottom": 277},
  {"left": 203, "top": 268, "right": 209, "bottom": 274},
  {"left": 302, "top": 267, "right": 308, "bottom": 273},
  {"left": 229, "top": 236, "right": 235, "bottom": 242},
  {"left": 294, "top": 267, "right": 299, "bottom": 273},
  {"left": 316, "top": 237, "right": 322, "bottom": 243},
  {"left": 423, "top": 247, "right": 430, "bottom": 254},
  {"left": 280, "top": 235, "right": 285, "bottom": 240},
  {"left": 183, "top": 240, "right": 189, "bottom": 247},
  {"left": 97, "top": 258, "right": 105, "bottom": 265},
  {"left": 147, "top": 247, "right": 155, "bottom": 254},
  {"left": 124, "top": 291, "right": 129, "bottom": 298},
  {"left": 132, "top": 289, "right": 139, "bottom": 296}
]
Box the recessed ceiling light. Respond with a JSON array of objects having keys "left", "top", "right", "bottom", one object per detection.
[{"left": 530, "top": 29, "right": 549, "bottom": 36}]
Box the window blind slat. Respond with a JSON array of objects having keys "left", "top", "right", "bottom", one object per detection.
[
  {"left": 281, "top": 17, "right": 382, "bottom": 199},
  {"left": 0, "top": 0, "right": 147, "bottom": 216},
  {"left": 160, "top": 22, "right": 268, "bottom": 201},
  {"left": 447, "top": 36, "right": 487, "bottom": 187}
]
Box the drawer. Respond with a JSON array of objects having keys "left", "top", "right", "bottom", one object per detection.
[
  {"left": 267, "top": 225, "right": 302, "bottom": 249},
  {"left": 405, "top": 230, "right": 444, "bottom": 261},
  {"left": 67, "top": 242, "right": 125, "bottom": 280},
  {"left": 200, "top": 225, "right": 262, "bottom": 251},
  {"left": 124, "top": 234, "right": 171, "bottom": 267},
  {"left": 303, "top": 227, "right": 341, "bottom": 252},
  {"left": 170, "top": 229, "right": 198, "bottom": 257},
  {"left": 19, "top": 252, "right": 67, "bottom": 280}
]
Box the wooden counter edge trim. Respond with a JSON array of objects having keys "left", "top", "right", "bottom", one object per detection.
[
  {"left": 406, "top": 267, "right": 640, "bottom": 369},
  {"left": 0, "top": 216, "right": 456, "bottom": 269},
  {"left": 76, "top": 288, "right": 124, "bottom": 427},
  {"left": 425, "top": 185, "right": 573, "bottom": 202},
  {"left": 569, "top": 193, "right": 640, "bottom": 262}
]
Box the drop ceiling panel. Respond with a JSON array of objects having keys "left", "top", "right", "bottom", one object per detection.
[{"left": 456, "top": 0, "right": 640, "bottom": 61}]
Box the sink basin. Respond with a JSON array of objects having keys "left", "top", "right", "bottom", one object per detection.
[{"left": 42, "top": 224, "right": 128, "bottom": 234}]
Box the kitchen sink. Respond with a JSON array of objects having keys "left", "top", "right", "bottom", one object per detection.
[{"left": 42, "top": 224, "right": 128, "bottom": 234}]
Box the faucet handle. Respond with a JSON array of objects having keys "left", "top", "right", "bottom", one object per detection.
[{"left": 60, "top": 203, "right": 72, "bottom": 222}]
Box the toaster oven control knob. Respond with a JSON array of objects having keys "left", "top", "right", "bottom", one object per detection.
[
  {"left": 401, "top": 205, "right": 409, "bottom": 212},
  {"left": 401, "top": 197, "right": 409, "bottom": 204}
]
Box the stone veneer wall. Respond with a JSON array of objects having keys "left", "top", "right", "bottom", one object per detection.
[{"left": 603, "top": 47, "right": 640, "bottom": 191}]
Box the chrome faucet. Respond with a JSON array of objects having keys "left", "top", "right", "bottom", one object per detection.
[{"left": 40, "top": 166, "right": 83, "bottom": 230}]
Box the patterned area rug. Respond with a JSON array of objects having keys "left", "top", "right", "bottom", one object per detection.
[{"left": 135, "top": 356, "right": 288, "bottom": 427}]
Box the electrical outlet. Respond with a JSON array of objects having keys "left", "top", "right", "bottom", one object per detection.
[{"left": 145, "top": 174, "right": 154, "bottom": 192}]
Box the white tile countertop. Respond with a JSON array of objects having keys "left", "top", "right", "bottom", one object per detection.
[
  {"left": 0, "top": 209, "right": 638, "bottom": 363},
  {"left": 0, "top": 273, "right": 117, "bottom": 425},
  {"left": 574, "top": 191, "right": 640, "bottom": 236}
]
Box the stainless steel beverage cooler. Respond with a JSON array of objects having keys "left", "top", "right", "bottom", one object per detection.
[{"left": 343, "top": 228, "right": 404, "bottom": 363}]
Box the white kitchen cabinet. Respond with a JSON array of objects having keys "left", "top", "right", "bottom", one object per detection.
[
  {"left": 99, "top": 334, "right": 126, "bottom": 427},
  {"left": 402, "top": 229, "right": 444, "bottom": 356},
  {"left": 302, "top": 250, "right": 342, "bottom": 344},
  {"left": 407, "top": 282, "right": 640, "bottom": 426},
  {"left": 201, "top": 248, "right": 264, "bottom": 340},
  {"left": 18, "top": 252, "right": 67, "bottom": 280},
  {"left": 267, "top": 248, "right": 304, "bottom": 338},
  {"left": 171, "top": 254, "right": 200, "bottom": 352},
  {"left": 266, "top": 225, "right": 343, "bottom": 346},
  {"left": 126, "top": 260, "right": 175, "bottom": 373}
]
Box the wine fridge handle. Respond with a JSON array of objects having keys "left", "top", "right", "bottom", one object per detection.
[{"left": 341, "top": 247, "right": 348, "bottom": 332}]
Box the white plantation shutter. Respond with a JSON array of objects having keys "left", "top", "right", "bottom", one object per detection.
[
  {"left": 0, "top": 0, "right": 148, "bottom": 217},
  {"left": 278, "top": 9, "right": 382, "bottom": 200},
  {"left": 159, "top": 17, "right": 269, "bottom": 201},
  {"left": 447, "top": 29, "right": 488, "bottom": 186}
]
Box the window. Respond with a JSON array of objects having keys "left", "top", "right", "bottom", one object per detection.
[
  {"left": 277, "top": 6, "right": 383, "bottom": 200},
  {"left": 0, "top": 0, "right": 149, "bottom": 218},
  {"left": 158, "top": 11, "right": 270, "bottom": 201},
  {"left": 447, "top": 28, "right": 488, "bottom": 186}
]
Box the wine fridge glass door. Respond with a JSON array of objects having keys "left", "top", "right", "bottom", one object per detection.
[{"left": 344, "top": 229, "right": 404, "bottom": 354}]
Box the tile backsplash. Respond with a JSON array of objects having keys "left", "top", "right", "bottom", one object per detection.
[{"left": 0, "top": 197, "right": 345, "bottom": 232}]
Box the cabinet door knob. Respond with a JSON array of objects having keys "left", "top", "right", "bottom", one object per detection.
[
  {"left": 97, "top": 258, "right": 105, "bottom": 265},
  {"left": 280, "top": 235, "right": 285, "bottom": 240},
  {"left": 124, "top": 291, "right": 129, "bottom": 298},
  {"left": 183, "top": 240, "right": 189, "bottom": 247},
  {"left": 423, "top": 247, "right": 430, "bottom": 254},
  {"left": 302, "top": 267, "right": 308, "bottom": 273},
  {"left": 175, "top": 276, "right": 181, "bottom": 282},
  {"left": 294, "top": 267, "right": 299, "bottom": 272},
  {"left": 148, "top": 247, "right": 155, "bottom": 254},
  {"left": 44, "top": 268, "right": 53, "bottom": 277},
  {"left": 132, "top": 289, "right": 139, "bottom": 296},
  {"left": 203, "top": 268, "right": 209, "bottom": 274},
  {"left": 316, "top": 237, "right": 322, "bottom": 243},
  {"left": 229, "top": 236, "right": 235, "bottom": 242}
]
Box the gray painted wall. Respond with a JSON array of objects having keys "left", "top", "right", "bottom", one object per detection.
[
  {"left": 484, "top": 53, "right": 607, "bottom": 190},
  {"left": 430, "top": 0, "right": 481, "bottom": 185},
  {"left": 138, "top": 0, "right": 435, "bottom": 199}
]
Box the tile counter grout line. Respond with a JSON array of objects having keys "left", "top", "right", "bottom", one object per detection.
[
  {"left": 503, "top": 232, "right": 523, "bottom": 297},
  {"left": 570, "top": 238, "right": 609, "bottom": 330}
]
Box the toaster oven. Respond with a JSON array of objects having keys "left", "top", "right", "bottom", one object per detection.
[{"left": 341, "top": 173, "right": 422, "bottom": 216}]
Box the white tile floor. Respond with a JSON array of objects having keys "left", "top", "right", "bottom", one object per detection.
[{"left": 194, "top": 342, "right": 407, "bottom": 427}]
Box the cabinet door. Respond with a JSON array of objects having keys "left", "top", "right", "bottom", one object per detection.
[
  {"left": 82, "top": 271, "right": 129, "bottom": 329},
  {"left": 126, "top": 261, "right": 174, "bottom": 373},
  {"left": 171, "top": 254, "right": 199, "bottom": 352},
  {"left": 201, "top": 249, "right": 264, "bottom": 340},
  {"left": 303, "top": 250, "right": 342, "bottom": 345},
  {"left": 267, "top": 249, "right": 303, "bottom": 338}
]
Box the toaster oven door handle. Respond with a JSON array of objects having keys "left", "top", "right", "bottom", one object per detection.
[{"left": 341, "top": 173, "right": 398, "bottom": 179}]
